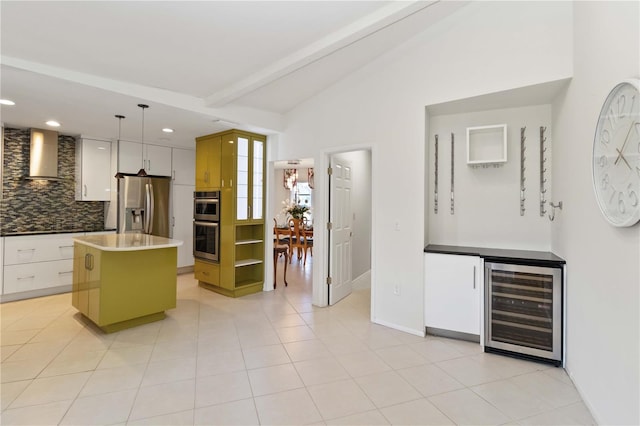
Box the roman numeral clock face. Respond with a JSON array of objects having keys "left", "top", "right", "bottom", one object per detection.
[{"left": 593, "top": 79, "right": 640, "bottom": 227}]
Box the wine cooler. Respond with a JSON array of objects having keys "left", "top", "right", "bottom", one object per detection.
[{"left": 485, "top": 262, "right": 563, "bottom": 366}]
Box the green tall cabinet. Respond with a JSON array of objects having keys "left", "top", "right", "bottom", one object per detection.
[{"left": 195, "top": 130, "right": 266, "bottom": 297}]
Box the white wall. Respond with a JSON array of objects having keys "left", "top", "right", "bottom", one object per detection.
[
  {"left": 279, "top": 1, "right": 572, "bottom": 333},
  {"left": 552, "top": 2, "right": 639, "bottom": 424},
  {"left": 428, "top": 105, "right": 553, "bottom": 250},
  {"left": 272, "top": 169, "right": 290, "bottom": 225},
  {"left": 333, "top": 150, "right": 372, "bottom": 279}
]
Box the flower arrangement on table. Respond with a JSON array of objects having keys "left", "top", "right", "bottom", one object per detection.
[{"left": 281, "top": 199, "right": 311, "bottom": 220}]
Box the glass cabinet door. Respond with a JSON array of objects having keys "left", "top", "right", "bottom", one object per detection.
[
  {"left": 252, "top": 140, "right": 264, "bottom": 220},
  {"left": 236, "top": 137, "right": 249, "bottom": 221}
]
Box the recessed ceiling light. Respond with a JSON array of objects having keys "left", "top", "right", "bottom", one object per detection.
[
  {"left": 162, "top": 128, "right": 174, "bottom": 133},
  {"left": 46, "top": 120, "right": 61, "bottom": 127},
  {"left": 0, "top": 99, "right": 15, "bottom": 105}
]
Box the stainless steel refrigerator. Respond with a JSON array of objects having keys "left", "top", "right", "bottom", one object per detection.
[{"left": 117, "top": 176, "right": 171, "bottom": 237}]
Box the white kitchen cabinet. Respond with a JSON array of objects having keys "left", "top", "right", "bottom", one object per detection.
[
  {"left": 172, "top": 148, "right": 195, "bottom": 185},
  {"left": 1, "top": 232, "right": 84, "bottom": 301},
  {"left": 145, "top": 144, "right": 172, "bottom": 176},
  {"left": 118, "top": 140, "right": 144, "bottom": 174},
  {"left": 4, "top": 260, "right": 74, "bottom": 294},
  {"left": 0, "top": 237, "right": 3, "bottom": 294},
  {"left": 117, "top": 141, "right": 172, "bottom": 176},
  {"left": 172, "top": 184, "right": 194, "bottom": 268},
  {"left": 424, "top": 252, "right": 482, "bottom": 336},
  {"left": 76, "top": 138, "right": 112, "bottom": 201},
  {"left": 4, "top": 233, "right": 77, "bottom": 265}
]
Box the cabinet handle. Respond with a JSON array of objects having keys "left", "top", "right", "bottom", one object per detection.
[
  {"left": 17, "top": 275, "right": 35, "bottom": 280},
  {"left": 205, "top": 171, "right": 209, "bottom": 183},
  {"left": 203, "top": 271, "right": 209, "bottom": 276},
  {"left": 473, "top": 265, "right": 476, "bottom": 289},
  {"left": 58, "top": 271, "right": 73, "bottom": 275},
  {"left": 59, "top": 245, "right": 74, "bottom": 249},
  {"left": 17, "top": 248, "right": 35, "bottom": 252},
  {"left": 84, "top": 184, "right": 88, "bottom": 196},
  {"left": 230, "top": 179, "right": 232, "bottom": 187},
  {"left": 85, "top": 253, "right": 94, "bottom": 271},
  {"left": 148, "top": 160, "right": 151, "bottom": 171},
  {"left": 172, "top": 170, "right": 176, "bottom": 180}
]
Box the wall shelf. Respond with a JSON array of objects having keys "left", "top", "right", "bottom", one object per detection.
[{"left": 466, "top": 124, "right": 507, "bottom": 165}]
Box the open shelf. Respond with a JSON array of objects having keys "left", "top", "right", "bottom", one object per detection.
[
  {"left": 466, "top": 124, "right": 507, "bottom": 165},
  {"left": 235, "top": 258, "right": 263, "bottom": 267},
  {"left": 236, "top": 239, "right": 263, "bottom": 245}
]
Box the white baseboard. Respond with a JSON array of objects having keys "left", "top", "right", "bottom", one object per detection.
[
  {"left": 373, "top": 318, "right": 426, "bottom": 337},
  {"left": 352, "top": 270, "right": 371, "bottom": 290},
  {"left": 0, "top": 285, "right": 72, "bottom": 303}
]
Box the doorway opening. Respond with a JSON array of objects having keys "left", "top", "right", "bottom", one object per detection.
[
  {"left": 271, "top": 159, "right": 316, "bottom": 305},
  {"left": 326, "top": 149, "right": 372, "bottom": 307}
]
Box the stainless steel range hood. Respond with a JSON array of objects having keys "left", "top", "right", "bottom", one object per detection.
[{"left": 25, "top": 128, "right": 61, "bottom": 180}]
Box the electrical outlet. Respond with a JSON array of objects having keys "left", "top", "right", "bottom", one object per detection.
[{"left": 393, "top": 284, "right": 401, "bottom": 296}]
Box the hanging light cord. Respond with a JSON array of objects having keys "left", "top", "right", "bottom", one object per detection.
[
  {"left": 138, "top": 104, "right": 148, "bottom": 144},
  {"left": 114, "top": 115, "right": 126, "bottom": 178}
]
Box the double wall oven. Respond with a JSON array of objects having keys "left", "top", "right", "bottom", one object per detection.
[{"left": 193, "top": 191, "right": 220, "bottom": 262}]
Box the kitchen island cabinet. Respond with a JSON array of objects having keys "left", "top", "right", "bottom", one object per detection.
[{"left": 72, "top": 234, "right": 182, "bottom": 332}]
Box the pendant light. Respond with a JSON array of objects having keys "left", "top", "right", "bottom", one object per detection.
[
  {"left": 114, "top": 114, "right": 126, "bottom": 178},
  {"left": 136, "top": 103, "right": 149, "bottom": 177}
]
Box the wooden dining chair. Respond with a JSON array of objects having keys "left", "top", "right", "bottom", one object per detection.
[
  {"left": 288, "top": 218, "right": 312, "bottom": 266},
  {"left": 274, "top": 218, "right": 290, "bottom": 245},
  {"left": 273, "top": 219, "right": 289, "bottom": 288},
  {"left": 302, "top": 217, "right": 313, "bottom": 258}
]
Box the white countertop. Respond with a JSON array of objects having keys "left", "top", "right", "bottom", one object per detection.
[{"left": 73, "top": 234, "right": 183, "bottom": 252}]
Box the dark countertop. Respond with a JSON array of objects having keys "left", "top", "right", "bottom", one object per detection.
[
  {"left": 424, "top": 244, "right": 565, "bottom": 267},
  {"left": 2, "top": 228, "right": 117, "bottom": 237}
]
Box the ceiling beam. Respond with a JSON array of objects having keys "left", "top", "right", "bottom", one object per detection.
[
  {"left": 1, "top": 56, "right": 285, "bottom": 132},
  {"left": 203, "top": 0, "right": 438, "bottom": 108}
]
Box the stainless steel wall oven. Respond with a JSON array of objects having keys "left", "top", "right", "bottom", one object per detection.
[
  {"left": 194, "top": 191, "right": 220, "bottom": 222},
  {"left": 485, "top": 262, "right": 563, "bottom": 366},
  {"left": 193, "top": 191, "right": 220, "bottom": 262}
]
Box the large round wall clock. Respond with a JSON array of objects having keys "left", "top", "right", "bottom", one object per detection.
[{"left": 592, "top": 79, "right": 640, "bottom": 227}]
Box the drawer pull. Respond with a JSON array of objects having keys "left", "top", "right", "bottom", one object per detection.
[
  {"left": 17, "top": 275, "right": 35, "bottom": 280},
  {"left": 17, "top": 248, "right": 36, "bottom": 252},
  {"left": 59, "top": 245, "right": 74, "bottom": 249},
  {"left": 202, "top": 271, "right": 210, "bottom": 276},
  {"left": 59, "top": 271, "right": 73, "bottom": 275}
]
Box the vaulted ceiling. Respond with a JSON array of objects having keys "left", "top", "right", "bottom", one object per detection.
[{"left": 1, "top": 1, "right": 468, "bottom": 148}]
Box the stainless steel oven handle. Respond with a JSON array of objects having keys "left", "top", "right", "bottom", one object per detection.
[{"left": 194, "top": 221, "right": 219, "bottom": 227}]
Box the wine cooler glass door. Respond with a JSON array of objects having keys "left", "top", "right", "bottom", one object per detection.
[{"left": 485, "top": 262, "right": 562, "bottom": 363}]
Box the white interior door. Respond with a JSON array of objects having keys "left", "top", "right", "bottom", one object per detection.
[{"left": 329, "top": 157, "right": 353, "bottom": 305}]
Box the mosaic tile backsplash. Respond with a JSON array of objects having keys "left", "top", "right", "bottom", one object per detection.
[{"left": 1, "top": 128, "right": 105, "bottom": 234}]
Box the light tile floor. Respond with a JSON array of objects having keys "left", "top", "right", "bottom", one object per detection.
[{"left": 1, "top": 257, "right": 596, "bottom": 425}]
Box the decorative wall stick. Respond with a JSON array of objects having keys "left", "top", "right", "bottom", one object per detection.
[
  {"left": 539, "top": 126, "right": 548, "bottom": 217},
  {"left": 520, "top": 127, "right": 526, "bottom": 216},
  {"left": 434, "top": 134, "right": 439, "bottom": 214},
  {"left": 450, "top": 132, "right": 455, "bottom": 215}
]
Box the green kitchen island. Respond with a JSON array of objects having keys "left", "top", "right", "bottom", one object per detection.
[{"left": 72, "top": 234, "right": 182, "bottom": 333}]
